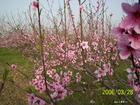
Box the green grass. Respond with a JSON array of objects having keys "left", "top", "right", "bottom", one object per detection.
[
  {"left": 0, "top": 48, "right": 33, "bottom": 105},
  {"left": 0, "top": 48, "right": 135, "bottom": 105}
]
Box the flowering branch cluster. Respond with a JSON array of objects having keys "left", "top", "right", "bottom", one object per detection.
[
  {"left": 0, "top": 0, "right": 120, "bottom": 104},
  {"left": 113, "top": 2, "right": 140, "bottom": 103}
]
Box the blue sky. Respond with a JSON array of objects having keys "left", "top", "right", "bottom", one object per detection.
[
  {"left": 0, "top": 0, "right": 138, "bottom": 25},
  {"left": 0, "top": 0, "right": 30, "bottom": 15}
]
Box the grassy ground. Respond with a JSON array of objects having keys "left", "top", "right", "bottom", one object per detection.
[
  {"left": 0, "top": 48, "right": 33, "bottom": 105},
  {"left": 0, "top": 48, "right": 135, "bottom": 105}
]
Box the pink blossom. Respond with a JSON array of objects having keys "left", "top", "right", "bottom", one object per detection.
[
  {"left": 52, "top": 73, "right": 60, "bottom": 82},
  {"left": 47, "top": 69, "right": 56, "bottom": 78},
  {"left": 31, "top": 67, "right": 46, "bottom": 93},
  {"left": 80, "top": 41, "right": 89, "bottom": 50},
  {"left": 126, "top": 68, "right": 133, "bottom": 73},
  {"left": 58, "top": 42, "right": 65, "bottom": 52},
  {"left": 94, "top": 64, "right": 113, "bottom": 81},
  {"left": 94, "top": 68, "right": 106, "bottom": 81},
  {"left": 103, "top": 64, "right": 113, "bottom": 76},
  {"left": 28, "top": 93, "right": 46, "bottom": 105},
  {"left": 92, "top": 42, "right": 98, "bottom": 47},
  {"left": 79, "top": 4, "right": 84, "bottom": 11},
  {"left": 32, "top": 1, "right": 39, "bottom": 9},
  {"left": 121, "top": 3, "right": 140, "bottom": 28},
  {"left": 112, "top": 26, "right": 125, "bottom": 39},
  {"left": 11, "top": 64, "right": 17, "bottom": 71},
  {"left": 62, "top": 73, "right": 71, "bottom": 85},
  {"left": 92, "top": 42, "right": 98, "bottom": 50},
  {"left": 134, "top": 25, "right": 140, "bottom": 34},
  {"left": 67, "top": 50, "right": 76, "bottom": 61},
  {"left": 117, "top": 36, "right": 140, "bottom": 59},
  {"left": 133, "top": 85, "right": 140, "bottom": 92},
  {"left": 127, "top": 28, "right": 140, "bottom": 49},
  {"left": 50, "top": 83, "right": 67, "bottom": 101}
]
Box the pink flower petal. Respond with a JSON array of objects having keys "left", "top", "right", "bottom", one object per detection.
[
  {"left": 119, "top": 49, "right": 131, "bottom": 59},
  {"left": 112, "top": 27, "right": 125, "bottom": 38},
  {"left": 133, "top": 3, "right": 140, "bottom": 12},
  {"left": 132, "top": 49, "right": 140, "bottom": 59},
  {"left": 129, "top": 35, "right": 140, "bottom": 49},
  {"left": 121, "top": 3, "right": 134, "bottom": 14},
  {"left": 134, "top": 25, "right": 140, "bottom": 34}
]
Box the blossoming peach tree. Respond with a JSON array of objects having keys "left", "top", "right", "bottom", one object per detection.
[
  {"left": 28, "top": 0, "right": 83, "bottom": 105},
  {"left": 1, "top": 0, "right": 140, "bottom": 105},
  {"left": 26, "top": 0, "right": 117, "bottom": 105},
  {"left": 113, "top": 1, "right": 140, "bottom": 103}
]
